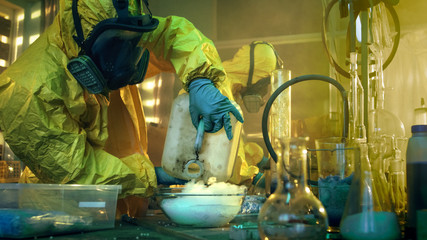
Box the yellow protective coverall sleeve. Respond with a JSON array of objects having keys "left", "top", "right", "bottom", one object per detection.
[{"left": 0, "top": 0, "right": 226, "bottom": 198}]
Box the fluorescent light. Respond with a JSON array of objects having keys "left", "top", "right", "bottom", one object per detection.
[
  {"left": 143, "top": 99, "right": 156, "bottom": 107},
  {"left": 142, "top": 80, "right": 156, "bottom": 90},
  {"left": 145, "top": 117, "right": 159, "bottom": 123},
  {"left": 16, "top": 37, "right": 23, "bottom": 46},
  {"left": 29, "top": 34, "right": 40, "bottom": 44},
  {"left": 0, "top": 35, "right": 8, "bottom": 44},
  {"left": 356, "top": 15, "right": 362, "bottom": 43},
  {"left": 31, "top": 10, "right": 41, "bottom": 19}
]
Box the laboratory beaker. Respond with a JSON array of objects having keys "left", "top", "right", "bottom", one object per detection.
[
  {"left": 315, "top": 137, "right": 354, "bottom": 232},
  {"left": 258, "top": 137, "right": 328, "bottom": 240},
  {"left": 269, "top": 69, "right": 291, "bottom": 148},
  {"left": 340, "top": 143, "right": 400, "bottom": 240}
]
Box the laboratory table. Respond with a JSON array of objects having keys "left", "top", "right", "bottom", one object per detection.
[
  {"left": 33, "top": 212, "right": 411, "bottom": 240},
  {"left": 34, "top": 211, "right": 255, "bottom": 240}
]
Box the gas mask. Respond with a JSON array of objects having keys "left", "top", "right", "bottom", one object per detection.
[
  {"left": 241, "top": 41, "right": 284, "bottom": 113},
  {"left": 67, "top": 0, "right": 159, "bottom": 95},
  {"left": 241, "top": 76, "right": 270, "bottom": 113}
]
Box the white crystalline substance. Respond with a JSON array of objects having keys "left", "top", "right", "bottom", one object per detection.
[
  {"left": 182, "top": 177, "right": 246, "bottom": 194},
  {"left": 161, "top": 178, "right": 246, "bottom": 227}
]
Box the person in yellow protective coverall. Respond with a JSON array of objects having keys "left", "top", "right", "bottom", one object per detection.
[
  {"left": 0, "top": 0, "right": 243, "bottom": 218},
  {"left": 221, "top": 41, "right": 284, "bottom": 185}
]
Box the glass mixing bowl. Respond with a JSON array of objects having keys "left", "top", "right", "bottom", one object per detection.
[{"left": 155, "top": 187, "right": 245, "bottom": 227}]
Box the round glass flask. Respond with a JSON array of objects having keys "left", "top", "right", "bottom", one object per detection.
[{"left": 257, "top": 137, "right": 328, "bottom": 240}]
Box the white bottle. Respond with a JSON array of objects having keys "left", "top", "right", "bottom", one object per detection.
[{"left": 161, "top": 93, "right": 242, "bottom": 182}]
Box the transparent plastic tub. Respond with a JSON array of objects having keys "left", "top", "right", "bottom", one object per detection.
[{"left": 0, "top": 183, "right": 121, "bottom": 239}]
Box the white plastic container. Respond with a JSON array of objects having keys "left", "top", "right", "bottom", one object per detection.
[{"left": 161, "top": 93, "right": 242, "bottom": 182}]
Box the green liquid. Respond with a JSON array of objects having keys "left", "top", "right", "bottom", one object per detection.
[{"left": 340, "top": 211, "right": 400, "bottom": 240}]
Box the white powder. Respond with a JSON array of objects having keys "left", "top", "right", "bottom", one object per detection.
[
  {"left": 182, "top": 177, "right": 246, "bottom": 194},
  {"left": 160, "top": 178, "right": 246, "bottom": 227}
]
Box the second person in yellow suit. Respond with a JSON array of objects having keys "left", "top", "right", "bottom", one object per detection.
[{"left": 221, "top": 41, "right": 284, "bottom": 186}]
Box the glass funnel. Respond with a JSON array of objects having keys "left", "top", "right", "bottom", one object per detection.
[
  {"left": 258, "top": 137, "right": 328, "bottom": 240},
  {"left": 340, "top": 143, "right": 400, "bottom": 240}
]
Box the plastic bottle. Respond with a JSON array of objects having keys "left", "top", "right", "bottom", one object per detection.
[{"left": 406, "top": 124, "right": 427, "bottom": 238}]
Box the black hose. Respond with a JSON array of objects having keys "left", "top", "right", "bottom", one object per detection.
[{"left": 262, "top": 74, "right": 349, "bottom": 163}]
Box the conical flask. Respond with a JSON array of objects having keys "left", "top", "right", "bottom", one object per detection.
[
  {"left": 340, "top": 143, "right": 400, "bottom": 240},
  {"left": 258, "top": 137, "right": 328, "bottom": 240}
]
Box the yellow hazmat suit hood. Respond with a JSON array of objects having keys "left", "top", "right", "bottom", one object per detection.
[
  {"left": 0, "top": 0, "right": 226, "bottom": 198},
  {"left": 222, "top": 41, "right": 281, "bottom": 98}
]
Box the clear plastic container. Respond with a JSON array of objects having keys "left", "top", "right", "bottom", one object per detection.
[
  {"left": 0, "top": 183, "right": 121, "bottom": 239},
  {"left": 161, "top": 93, "right": 242, "bottom": 182}
]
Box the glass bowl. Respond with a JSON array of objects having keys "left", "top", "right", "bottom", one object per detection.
[{"left": 155, "top": 187, "right": 245, "bottom": 227}]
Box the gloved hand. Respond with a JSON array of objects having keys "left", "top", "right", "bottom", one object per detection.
[{"left": 188, "top": 78, "right": 244, "bottom": 140}]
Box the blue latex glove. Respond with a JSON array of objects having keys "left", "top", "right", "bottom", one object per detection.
[
  {"left": 155, "top": 167, "right": 188, "bottom": 185},
  {"left": 188, "top": 78, "right": 244, "bottom": 140}
]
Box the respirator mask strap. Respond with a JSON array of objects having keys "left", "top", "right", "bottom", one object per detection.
[
  {"left": 242, "top": 42, "right": 266, "bottom": 113},
  {"left": 242, "top": 41, "right": 285, "bottom": 113}
]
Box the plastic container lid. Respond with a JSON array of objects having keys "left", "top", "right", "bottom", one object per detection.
[{"left": 411, "top": 125, "right": 427, "bottom": 133}]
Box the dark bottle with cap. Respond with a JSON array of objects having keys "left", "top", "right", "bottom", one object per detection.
[{"left": 406, "top": 124, "right": 427, "bottom": 238}]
